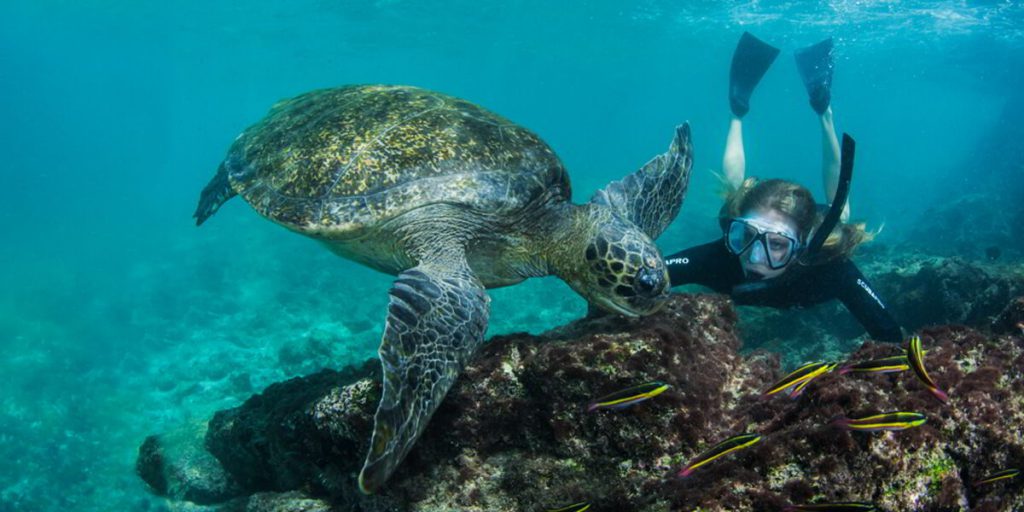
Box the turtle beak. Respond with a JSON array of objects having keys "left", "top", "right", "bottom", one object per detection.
[{"left": 595, "top": 296, "right": 641, "bottom": 318}]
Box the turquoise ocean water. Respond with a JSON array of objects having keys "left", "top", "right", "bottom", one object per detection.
[{"left": 1, "top": 1, "right": 1022, "bottom": 510}]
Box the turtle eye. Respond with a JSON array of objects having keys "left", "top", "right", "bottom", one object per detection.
[{"left": 634, "top": 267, "right": 665, "bottom": 297}]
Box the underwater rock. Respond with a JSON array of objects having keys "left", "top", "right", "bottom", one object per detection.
[
  {"left": 740, "top": 252, "right": 1024, "bottom": 362},
  {"left": 871, "top": 254, "right": 1024, "bottom": 330},
  {"left": 137, "top": 436, "right": 169, "bottom": 495},
  {"left": 203, "top": 360, "right": 379, "bottom": 498},
  {"left": 218, "top": 491, "right": 335, "bottom": 512},
  {"left": 136, "top": 422, "right": 244, "bottom": 505},
  {"left": 139, "top": 293, "right": 1024, "bottom": 511},
  {"left": 992, "top": 296, "right": 1024, "bottom": 335}
]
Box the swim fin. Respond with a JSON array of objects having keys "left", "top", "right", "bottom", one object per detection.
[
  {"left": 729, "top": 32, "right": 780, "bottom": 118},
  {"left": 794, "top": 37, "right": 834, "bottom": 115}
]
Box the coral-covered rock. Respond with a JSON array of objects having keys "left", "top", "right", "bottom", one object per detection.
[
  {"left": 136, "top": 422, "right": 244, "bottom": 504},
  {"left": 204, "top": 360, "right": 379, "bottom": 499},
  {"left": 139, "top": 293, "right": 1024, "bottom": 511},
  {"left": 218, "top": 491, "right": 335, "bottom": 512}
]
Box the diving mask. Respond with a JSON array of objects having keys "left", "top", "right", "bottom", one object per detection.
[{"left": 725, "top": 218, "right": 801, "bottom": 270}]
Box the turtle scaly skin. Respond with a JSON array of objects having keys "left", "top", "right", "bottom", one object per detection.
[{"left": 194, "top": 85, "right": 693, "bottom": 493}]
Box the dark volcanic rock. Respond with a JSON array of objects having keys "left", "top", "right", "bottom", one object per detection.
[
  {"left": 992, "top": 296, "right": 1024, "bottom": 335},
  {"left": 218, "top": 491, "right": 335, "bottom": 512},
  {"left": 136, "top": 422, "right": 244, "bottom": 504},
  {"left": 140, "top": 293, "right": 1024, "bottom": 511},
  {"left": 137, "top": 435, "right": 168, "bottom": 495},
  {"left": 906, "top": 194, "right": 1023, "bottom": 261},
  {"left": 872, "top": 254, "right": 1024, "bottom": 329},
  {"left": 739, "top": 251, "right": 1024, "bottom": 366},
  {"left": 204, "top": 359, "right": 380, "bottom": 499}
]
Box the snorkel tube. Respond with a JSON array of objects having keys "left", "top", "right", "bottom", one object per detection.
[{"left": 799, "top": 133, "right": 855, "bottom": 264}]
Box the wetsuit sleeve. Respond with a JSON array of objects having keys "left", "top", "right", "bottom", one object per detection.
[
  {"left": 663, "top": 240, "right": 739, "bottom": 293},
  {"left": 834, "top": 261, "right": 903, "bottom": 342}
]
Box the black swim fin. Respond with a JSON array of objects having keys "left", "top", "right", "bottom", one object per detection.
[
  {"left": 729, "top": 32, "right": 780, "bottom": 118},
  {"left": 794, "top": 37, "right": 834, "bottom": 115}
]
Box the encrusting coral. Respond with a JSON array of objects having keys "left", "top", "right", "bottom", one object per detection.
[{"left": 138, "top": 292, "right": 1024, "bottom": 511}]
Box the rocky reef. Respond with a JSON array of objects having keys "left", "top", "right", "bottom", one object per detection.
[
  {"left": 739, "top": 249, "right": 1024, "bottom": 367},
  {"left": 139, "top": 287, "right": 1024, "bottom": 511}
]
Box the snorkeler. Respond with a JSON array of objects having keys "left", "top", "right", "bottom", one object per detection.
[{"left": 664, "top": 32, "right": 903, "bottom": 343}]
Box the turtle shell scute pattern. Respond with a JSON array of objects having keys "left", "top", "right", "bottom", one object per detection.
[{"left": 224, "top": 85, "right": 570, "bottom": 232}]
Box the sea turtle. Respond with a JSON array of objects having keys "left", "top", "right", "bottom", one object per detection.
[{"left": 193, "top": 85, "right": 693, "bottom": 493}]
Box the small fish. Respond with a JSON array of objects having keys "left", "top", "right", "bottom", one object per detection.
[
  {"left": 784, "top": 502, "right": 878, "bottom": 511},
  {"left": 546, "top": 502, "right": 591, "bottom": 512},
  {"left": 973, "top": 468, "right": 1021, "bottom": 486},
  {"left": 788, "top": 363, "right": 839, "bottom": 399},
  {"left": 832, "top": 412, "right": 926, "bottom": 432},
  {"left": 787, "top": 377, "right": 814, "bottom": 399},
  {"left": 985, "top": 246, "right": 1001, "bottom": 261},
  {"left": 907, "top": 335, "right": 949, "bottom": 403},
  {"left": 763, "top": 362, "right": 835, "bottom": 398},
  {"left": 586, "top": 381, "right": 669, "bottom": 412},
  {"left": 838, "top": 355, "right": 910, "bottom": 375},
  {"left": 677, "top": 433, "right": 761, "bottom": 477}
]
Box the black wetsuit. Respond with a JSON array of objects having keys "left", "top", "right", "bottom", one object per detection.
[{"left": 664, "top": 240, "right": 903, "bottom": 342}]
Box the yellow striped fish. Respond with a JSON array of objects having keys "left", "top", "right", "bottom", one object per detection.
[
  {"left": 784, "top": 503, "right": 877, "bottom": 511},
  {"left": 907, "top": 335, "right": 948, "bottom": 403},
  {"left": 677, "top": 433, "right": 761, "bottom": 477},
  {"left": 788, "top": 362, "right": 838, "bottom": 399},
  {"left": 586, "top": 381, "right": 669, "bottom": 412},
  {"left": 762, "top": 362, "right": 834, "bottom": 398},
  {"left": 973, "top": 468, "right": 1020, "bottom": 486},
  {"left": 838, "top": 354, "right": 910, "bottom": 375},
  {"left": 546, "top": 501, "right": 591, "bottom": 512},
  {"left": 832, "top": 412, "right": 926, "bottom": 432}
]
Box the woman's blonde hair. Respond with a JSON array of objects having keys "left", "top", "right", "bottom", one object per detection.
[{"left": 717, "top": 177, "right": 873, "bottom": 262}]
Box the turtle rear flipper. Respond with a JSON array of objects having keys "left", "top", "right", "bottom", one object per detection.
[
  {"left": 590, "top": 123, "right": 693, "bottom": 240},
  {"left": 194, "top": 163, "right": 237, "bottom": 226},
  {"left": 359, "top": 256, "right": 490, "bottom": 494}
]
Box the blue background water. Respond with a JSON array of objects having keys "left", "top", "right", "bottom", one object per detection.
[{"left": 1, "top": 1, "right": 1022, "bottom": 510}]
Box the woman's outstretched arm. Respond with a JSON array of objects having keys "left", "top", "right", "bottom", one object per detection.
[
  {"left": 723, "top": 116, "right": 746, "bottom": 189},
  {"left": 819, "top": 107, "right": 850, "bottom": 221}
]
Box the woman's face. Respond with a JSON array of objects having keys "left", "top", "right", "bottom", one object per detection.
[{"left": 734, "top": 208, "right": 800, "bottom": 280}]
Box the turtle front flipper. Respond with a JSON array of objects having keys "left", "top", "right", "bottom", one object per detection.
[
  {"left": 590, "top": 123, "right": 693, "bottom": 239},
  {"left": 194, "top": 162, "right": 238, "bottom": 226},
  {"left": 358, "top": 259, "right": 490, "bottom": 494}
]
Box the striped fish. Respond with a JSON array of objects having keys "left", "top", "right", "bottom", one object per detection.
[
  {"left": 837, "top": 354, "right": 910, "bottom": 375},
  {"left": 763, "top": 362, "right": 834, "bottom": 398},
  {"left": 547, "top": 502, "right": 591, "bottom": 512},
  {"left": 784, "top": 502, "right": 877, "bottom": 511},
  {"left": 586, "top": 381, "right": 669, "bottom": 412},
  {"left": 907, "top": 335, "right": 949, "bottom": 403},
  {"left": 788, "top": 362, "right": 838, "bottom": 399},
  {"left": 677, "top": 433, "right": 761, "bottom": 477},
  {"left": 832, "top": 412, "right": 926, "bottom": 432},
  {"left": 973, "top": 468, "right": 1020, "bottom": 486}
]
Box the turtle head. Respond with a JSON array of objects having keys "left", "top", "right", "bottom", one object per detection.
[{"left": 559, "top": 208, "right": 670, "bottom": 317}]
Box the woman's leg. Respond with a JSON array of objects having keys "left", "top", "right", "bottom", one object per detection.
[
  {"left": 723, "top": 115, "right": 745, "bottom": 189},
  {"left": 819, "top": 106, "right": 850, "bottom": 221}
]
